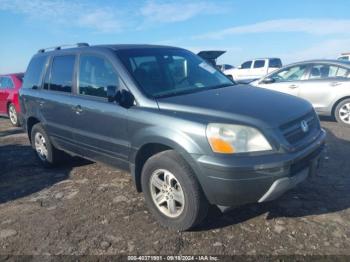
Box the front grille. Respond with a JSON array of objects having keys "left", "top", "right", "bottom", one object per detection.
[{"left": 280, "top": 111, "right": 319, "bottom": 146}]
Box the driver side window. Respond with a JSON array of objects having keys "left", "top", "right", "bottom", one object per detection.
[
  {"left": 241, "top": 61, "right": 252, "bottom": 69},
  {"left": 78, "top": 55, "right": 120, "bottom": 99},
  {"left": 271, "top": 65, "right": 307, "bottom": 82}
]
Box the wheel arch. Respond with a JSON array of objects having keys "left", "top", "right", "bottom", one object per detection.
[
  {"left": 26, "top": 116, "right": 40, "bottom": 143},
  {"left": 331, "top": 96, "right": 350, "bottom": 117},
  {"left": 131, "top": 133, "right": 203, "bottom": 193}
]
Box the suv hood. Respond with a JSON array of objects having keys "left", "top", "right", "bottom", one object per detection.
[{"left": 156, "top": 85, "right": 312, "bottom": 129}]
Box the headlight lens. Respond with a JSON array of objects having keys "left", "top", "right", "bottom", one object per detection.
[{"left": 206, "top": 123, "right": 272, "bottom": 154}]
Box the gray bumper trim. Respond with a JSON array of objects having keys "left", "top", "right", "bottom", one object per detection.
[{"left": 258, "top": 168, "right": 309, "bottom": 203}]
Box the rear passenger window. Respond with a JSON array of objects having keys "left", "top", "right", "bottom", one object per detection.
[
  {"left": 78, "top": 55, "right": 119, "bottom": 98},
  {"left": 45, "top": 55, "right": 75, "bottom": 92},
  {"left": 253, "top": 60, "right": 265, "bottom": 68},
  {"left": 22, "top": 56, "right": 47, "bottom": 89},
  {"left": 0, "top": 77, "right": 13, "bottom": 88},
  {"left": 309, "top": 64, "right": 349, "bottom": 80}
]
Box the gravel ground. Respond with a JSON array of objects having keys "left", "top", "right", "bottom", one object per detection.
[{"left": 0, "top": 116, "right": 349, "bottom": 256}]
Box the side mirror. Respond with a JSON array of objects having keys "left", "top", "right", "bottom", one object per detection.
[
  {"left": 261, "top": 77, "right": 275, "bottom": 84},
  {"left": 115, "top": 89, "right": 134, "bottom": 108}
]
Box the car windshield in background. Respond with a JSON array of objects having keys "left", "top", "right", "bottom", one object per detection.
[{"left": 116, "top": 48, "right": 233, "bottom": 98}]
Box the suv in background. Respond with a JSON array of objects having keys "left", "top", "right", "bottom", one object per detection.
[
  {"left": 20, "top": 43, "right": 325, "bottom": 231},
  {"left": 338, "top": 53, "right": 350, "bottom": 61},
  {"left": 0, "top": 73, "right": 24, "bottom": 126},
  {"left": 224, "top": 58, "right": 282, "bottom": 83}
]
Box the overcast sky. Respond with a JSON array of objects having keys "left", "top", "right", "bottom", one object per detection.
[{"left": 0, "top": 0, "right": 349, "bottom": 73}]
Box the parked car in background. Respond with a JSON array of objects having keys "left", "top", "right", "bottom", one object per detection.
[
  {"left": 251, "top": 60, "right": 350, "bottom": 127},
  {"left": 224, "top": 58, "right": 282, "bottom": 83},
  {"left": 217, "top": 64, "right": 234, "bottom": 72},
  {"left": 0, "top": 73, "right": 24, "bottom": 126},
  {"left": 20, "top": 43, "right": 325, "bottom": 231},
  {"left": 338, "top": 53, "right": 350, "bottom": 61},
  {"left": 197, "top": 50, "right": 226, "bottom": 67}
]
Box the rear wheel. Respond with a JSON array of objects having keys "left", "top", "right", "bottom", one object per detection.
[
  {"left": 8, "top": 103, "right": 19, "bottom": 127},
  {"left": 30, "top": 123, "right": 63, "bottom": 167},
  {"left": 141, "top": 150, "right": 208, "bottom": 231},
  {"left": 335, "top": 99, "right": 350, "bottom": 127}
]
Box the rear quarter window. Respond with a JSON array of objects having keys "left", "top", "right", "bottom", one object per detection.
[
  {"left": 22, "top": 56, "right": 47, "bottom": 89},
  {"left": 269, "top": 59, "right": 282, "bottom": 68}
]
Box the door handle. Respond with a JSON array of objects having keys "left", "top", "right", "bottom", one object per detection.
[
  {"left": 289, "top": 84, "right": 298, "bottom": 89},
  {"left": 330, "top": 82, "right": 341, "bottom": 87},
  {"left": 73, "top": 105, "right": 83, "bottom": 114}
]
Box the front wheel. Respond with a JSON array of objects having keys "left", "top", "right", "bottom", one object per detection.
[
  {"left": 335, "top": 99, "right": 350, "bottom": 127},
  {"left": 8, "top": 103, "right": 20, "bottom": 127},
  {"left": 141, "top": 150, "right": 208, "bottom": 231}
]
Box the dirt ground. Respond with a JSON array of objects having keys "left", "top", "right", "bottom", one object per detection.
[{"left": 0, "top": 116, "right": 350, "bottom": 256}]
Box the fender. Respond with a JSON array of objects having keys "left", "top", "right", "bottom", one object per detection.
[{"left": 130, "top": 125, "right": 204, "bottom": 164}]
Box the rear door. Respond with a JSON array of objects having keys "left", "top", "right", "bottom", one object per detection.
[
  {"left": 298, "top": 63, "right": 350, "bottom": 111},
  {"left": 258, "top": 64, "right": 309, "bottom": 96},
  {"left": 70, "top": 53, "right": 129, "bottom": 168},
  {"left": 0, "top": 77, "right": 6, "bottom": 113},
  {"left": 39, "top": 54, "right": 77, "bottom": 150},
  {"left": 251, "top": 59, "right": 267, "bottom": 79}
]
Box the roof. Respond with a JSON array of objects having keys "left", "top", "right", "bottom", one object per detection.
[
  {"left": 286, "top": 59, "right": 350, "bottom": 67},
  {"left": 0, "top": 73, "right": 24, "bottom": 77},
  {"left": 37, "top": 43, "right": 182, "bottom": 54}
]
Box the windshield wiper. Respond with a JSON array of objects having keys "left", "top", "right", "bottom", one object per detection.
[
  {"left": 155, "top": 83, "right": 233, "bottom": 99},
  {"left": 208, "top": 83, "right": 234, "bottom": 90}
]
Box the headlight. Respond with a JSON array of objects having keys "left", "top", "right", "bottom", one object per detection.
[{"left": 206, "top": 123, "right": 272, "bottom": 154}]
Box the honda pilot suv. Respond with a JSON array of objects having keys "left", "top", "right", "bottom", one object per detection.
[{"left": 20, "top": 43, "right": 326, "bottom": 231}]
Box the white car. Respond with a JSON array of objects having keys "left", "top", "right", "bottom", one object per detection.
[
  {"left": 224, "top": 58, "right": 282, "bottom": 83},
  {"left": 338, "top": 53, "right": 350, "bottom": 61}
]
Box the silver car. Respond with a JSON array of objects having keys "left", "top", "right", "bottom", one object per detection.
[{"left": 251, "top": 60, "right": 350, "bottom": 127}]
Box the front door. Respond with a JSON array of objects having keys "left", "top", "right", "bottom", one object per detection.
[
  {"left": 71, "top": 54, "right": 129, "bottom": 168},
  {"left": 236, "top": 60, "right": 253, "bottom": 81},
  {"left": 259, "top": 64, "right": 309, "bottom": 97}
]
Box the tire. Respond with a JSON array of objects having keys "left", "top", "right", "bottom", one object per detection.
[
  {"left": 141, "top": 150, "right": 208, "bottom": 231},
  {"left": 8, "top": 103, "right": 20, "bottom": 127},
  {"left": 334, "top": 99, "right": 350, "bottom": 127},
  {"left": 30, "top": 123, "right": 63, "bottom": 167}
]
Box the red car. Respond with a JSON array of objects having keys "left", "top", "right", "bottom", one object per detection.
[{"left": 0, "top": 73, "right": 24, "bottom": 126}]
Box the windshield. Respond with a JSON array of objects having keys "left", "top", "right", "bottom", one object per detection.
[{"left": 116, "top": 48, "right": 233, "bottom": 98}]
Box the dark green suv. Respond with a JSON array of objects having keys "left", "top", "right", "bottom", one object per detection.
[{"left": 20, "top": 43, "right": 326, "bottom": 231}]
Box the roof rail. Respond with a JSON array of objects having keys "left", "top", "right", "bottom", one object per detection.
[{"left": 38, "top": 43, "right": 89, "bottom": 53}]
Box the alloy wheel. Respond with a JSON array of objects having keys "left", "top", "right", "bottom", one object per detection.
[
  {"left": 339, "top": 103, "right": 350, "bottom": 125},
  {"left": 8, "top": 105, "right": 17, "bottom": 125},
  {"left": 149, "top": 169, "right": 185, "bottom": 218},
  {"left": 34, "top": 132, "right": 48, "bottom": 161}
]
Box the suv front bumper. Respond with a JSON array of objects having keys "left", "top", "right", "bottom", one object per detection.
[{"left": 192, "top": 129, "right": 326, "bottom": 207}]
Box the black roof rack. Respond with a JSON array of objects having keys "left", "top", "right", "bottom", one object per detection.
[{"left": 38, "top": 43, "right": 89, "bottom": 53}]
